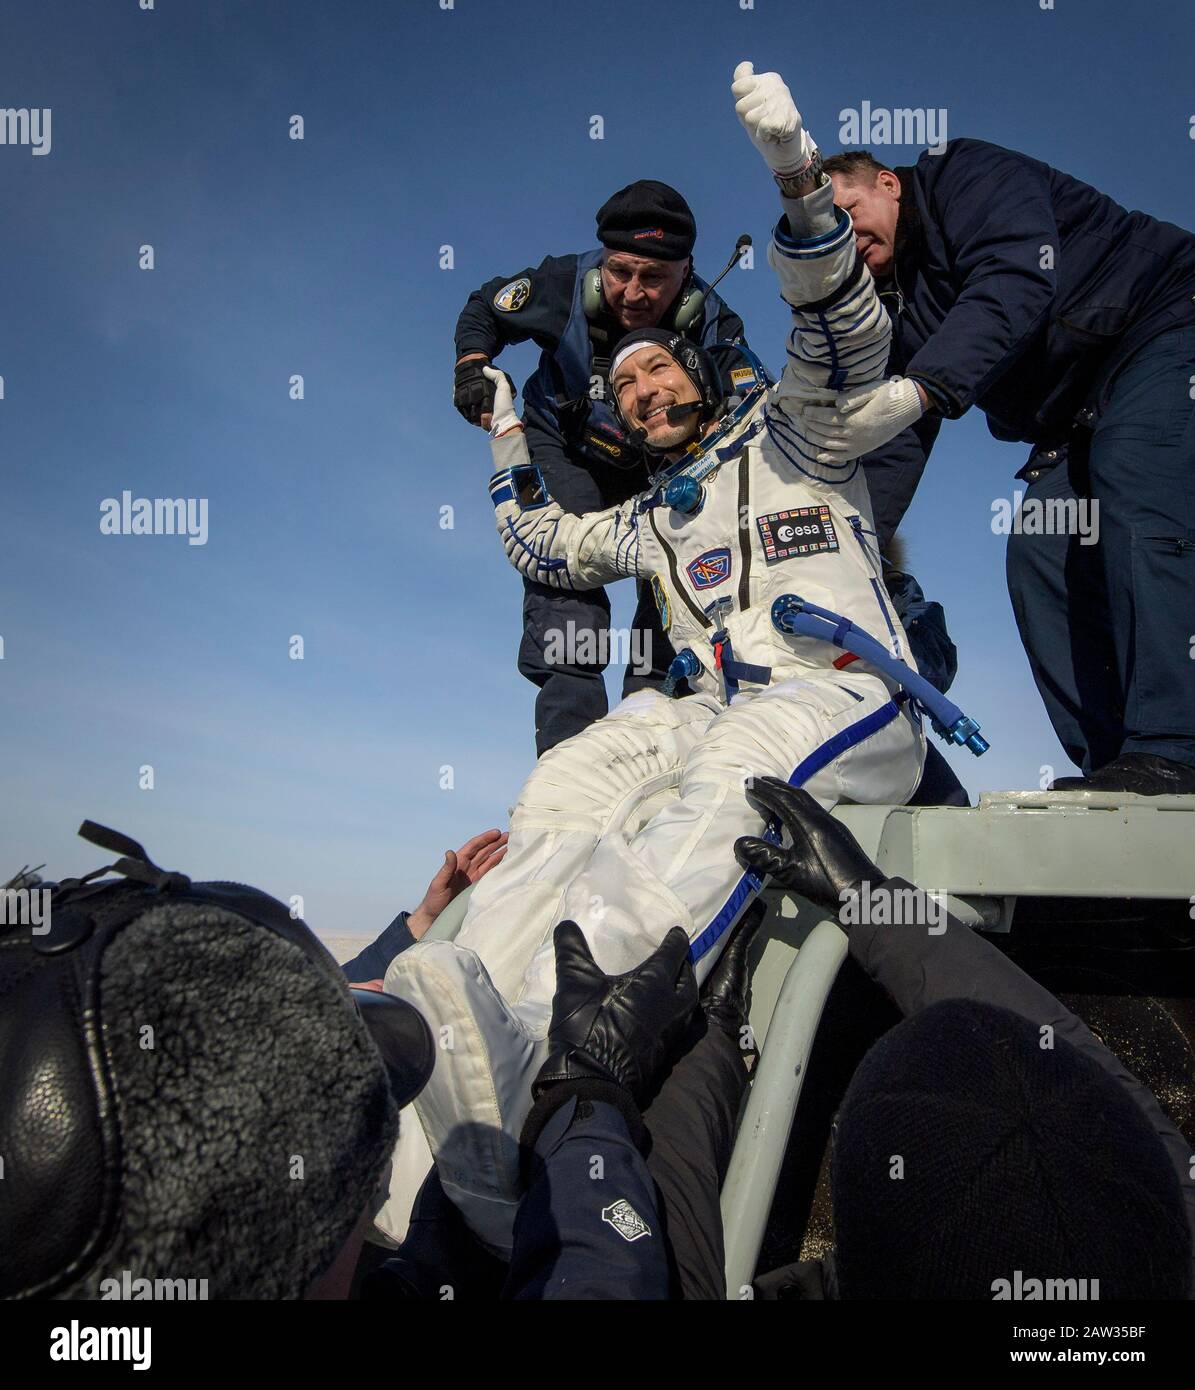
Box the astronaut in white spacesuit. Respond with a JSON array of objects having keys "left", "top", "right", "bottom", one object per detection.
[{"left": 378, "top": 63, "right": 938, "bottom": 1254}]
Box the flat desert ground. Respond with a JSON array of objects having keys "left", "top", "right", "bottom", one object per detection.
[{"left": 320, "top": 934, "right": 378, "bottom": 969}]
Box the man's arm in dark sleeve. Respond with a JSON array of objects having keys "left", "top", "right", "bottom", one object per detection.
[
  {"left": 339, "top": 911, "right": 417, "bottom": 982},
  {"left": 504, "top": 1094, "right": 670, "bottom": 1301},
  {"left": 861, "top": 411, "right": 941, "bottom": 549},
  {"left": 520, "top": 402, "right": 578, "bottom": 503},
  {"left": 902, "top": 141, "right": 1058, "bottom": 418},
  {"left": 454, "top": 253, "right": 580, "bottom": 362},
  {"left": 848, "top": 880, "right": 1195, "bottom": 1261}
]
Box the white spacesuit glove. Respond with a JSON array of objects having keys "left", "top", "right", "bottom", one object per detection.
[
  {"left": 732, "top": 61, "right": 816, "bottom": 179},
  {"left": 482, "top": 365, "right": 521, "bottom": 438},
  {"left": 802, "top": 378, "right": 926, "bottom": 462},
  {"left": 487, "top": 418, "right": 572, "bottom": 588}
]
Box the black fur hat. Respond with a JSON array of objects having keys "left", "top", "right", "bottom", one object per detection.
[{"left": 0, "top": 823, "right": 428, "bottom": 1300}]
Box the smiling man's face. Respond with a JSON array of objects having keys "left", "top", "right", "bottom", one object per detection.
[
  {"left": 829, "top": 169, "right": 903, "bottom": 279},
  {"left": 611, "top": 344, "right": 701, "bottom": 451}
]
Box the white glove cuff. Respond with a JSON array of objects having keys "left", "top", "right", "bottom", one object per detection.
[
  {"left": 489, "top": 413, "right": 522, "bottom": 439},
  {"left": 764, "top": 131, "right": 815, "bottom": 179},
  {"left": 895, "top": 377, "right": 926, "bottom": 421},
  {"left": 880, "top": 378, "right": 927, "bottom": 437}
]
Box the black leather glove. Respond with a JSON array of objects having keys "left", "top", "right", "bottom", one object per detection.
[
  {"left": 453, "top": 356, "right": 500, "bottom": 425},
  {"left": 733, "top": 777, "right": 880, "bottom": 913},
  {"left": 531, "top": 921, "right": 698, "bottom": 1108},
  {"left": 700, "top": 908, "right": 760, "bottom": 1043}
]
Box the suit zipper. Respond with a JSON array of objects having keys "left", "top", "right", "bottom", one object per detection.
[
  {"left": 1145, "top": 536, "right": 1192, "bottom": 556},
  {"left": 736, "top": 454, "right": 752, "bottom": 610},
  {"left": 646, "top": 509, "right": 712, "bottom": 630},
  {"left": 848, "top": 515, "right": 901, "bottom": 657},
  {"left": 846, "top": 513, "right": 882, "bottom": 569}
]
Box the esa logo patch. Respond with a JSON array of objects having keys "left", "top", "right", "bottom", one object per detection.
[
  {"left": 493, "top": 277, "right": 531, "bottom": 313},
  {"left": 686, "top": 547, "right": 732, "bottom": 590},
  {"left": 651, "top": 573, "right": 671, "bottom": 631},
  {"left": 601, "top": 1198, "right": 652, "bottom": 1243},
  {"left": 756, "top": 506, "right": 840, "bottom": 562}
]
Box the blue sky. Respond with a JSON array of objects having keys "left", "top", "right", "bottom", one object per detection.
[{"left": 3, "top": 0, "right": 1193, "bottom": 934}]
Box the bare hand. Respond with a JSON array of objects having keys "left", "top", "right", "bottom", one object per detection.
[{"left": 407, "top": 829, "right": 509, "bottom": 939}]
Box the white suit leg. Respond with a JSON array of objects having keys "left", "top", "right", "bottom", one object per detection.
[
  {"left": 451, "top": 687, "right": 719, "bottom": 1012},
  {"left": 557, "top": 671, "right": 925, "bottom": 982},
  {"left": 377, "top": 688, "right": 718, "bottom": 1253},
  {"left": 382, "top": 677, "right": 921, "bottom": 1249}
]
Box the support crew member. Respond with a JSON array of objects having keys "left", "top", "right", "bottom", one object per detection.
[
  {"left": 815, "top": 146, "right": 1195, "bottom": 795},
  {"left": 454, "top": 181, "right": 749, "bottom": 755}
]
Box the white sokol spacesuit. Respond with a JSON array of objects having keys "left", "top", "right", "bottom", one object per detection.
[{"left": 377, "top": 137, "right": 928, "bottom": 1259}]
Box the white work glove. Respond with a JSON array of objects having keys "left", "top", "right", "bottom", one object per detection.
[
  {"left": 732, "top": 61, "right": 816, "bottom": 179},
  {"left": 802, "top": 378, "right": 926, "bottom": 463},
  {"left": 481, "top": 365, "right": 520, "bottom": 438}
]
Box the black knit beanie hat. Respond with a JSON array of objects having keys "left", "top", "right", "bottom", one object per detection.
[
  {"left": 596, "top": 180, "right": 696, "bottom": 261},
  {"left": 831, "top": 999, "right": 1191, "bottom": 1300}
]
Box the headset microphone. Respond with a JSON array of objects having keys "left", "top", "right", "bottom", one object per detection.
[
  {"left": 704, "top": 234, "right": 752, "bottom": 297},
  {"left": 625, "top": 402, "right": 699, "bottom": 452},
  {"left": 671, "top": 233, "right": 752, "bottom": 334}
]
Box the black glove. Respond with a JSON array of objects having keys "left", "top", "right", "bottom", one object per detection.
[
  {"left": 700, "top": 908, "right": 760, "bottom": 1044},
  {"left": 733, "top": 777, "right": 880, "bottom": 913},
  {"left": 453, "top": 357, "right": 500, "bottom": 425},
  {"left": 531, "top": 921, "right": 698, "bottom": 1108}
]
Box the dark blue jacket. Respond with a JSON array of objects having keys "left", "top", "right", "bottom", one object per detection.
[
  {"left": 863, "top": 139, "right": 1195, "bottom": 542},
  {"left": 883, "top": 568, "right": 957, "bottom": 694},
  {"left": 339, "top": 912, "right": 416, "bottom": 982},
  {"left": 505, "top": 1094, "right": 669, "bottom": 1300}
]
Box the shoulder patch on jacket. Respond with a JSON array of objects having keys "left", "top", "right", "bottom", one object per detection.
[
  {"left": 601, "top": 1199, "right": 652, "bottom": 1243},
  {"left": 493, "top": 277, "right": 532, "bottom": 313},
  {"left": 686, "top": 547, "right": 732, "bottom": 590},
  {"left": 651, "top": 573, "right": 671, "bottom": 631}
]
